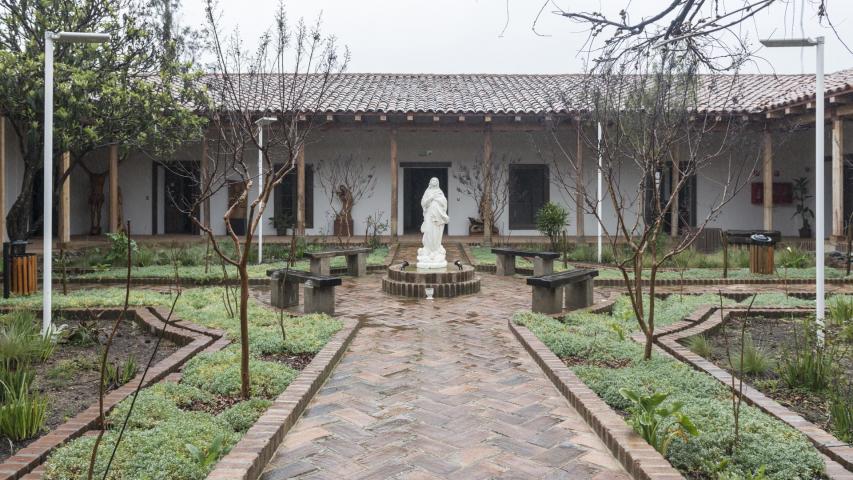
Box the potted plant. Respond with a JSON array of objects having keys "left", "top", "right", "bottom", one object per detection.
[
  {"left": 792, "top": 176, "right": 814, "bottom": 238},
  {"left": 271, "top": 211, "right": 294, "bottom": 236}
]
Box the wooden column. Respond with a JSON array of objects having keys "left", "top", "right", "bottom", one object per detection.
[
  {"left": 109, "top": 144, "right": 120, "bottom": 233},
  {"left": 58, "top": 152, "right": 71, "bottom": 244},
  {"left": 670, "top": 152, "right": 680, "bottom": 237},
  {"left": 575, "top": 122, "right": 585, "bottom": 239},
  {"left": 482, "top": 127, "right": 493, "bottom": 246},
  {"left": 200, "top": 136, "right": 210, "bottom": 235},
  {"left": 832, "top": 118, "right": 845, "bottom": 240},
  {"left": 296, "top": 143, "right": 306, "bottom": 237},
  {"left": 390, "top": 129, "right": 398, "bottom": 241},
  {"left": 762, "top": 130, "right": 773, "bottom": 231},
  {"left": 0, "top": 117, "right": 5, "bottom": 242}
]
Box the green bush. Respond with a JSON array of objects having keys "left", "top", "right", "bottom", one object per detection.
[
  {"left": 248, "top": 313, "right": 342, "bottom": 355},
  {"left": 218, "top": 399, "right": 272, "bottom": 433},
  {"left": 43, "top": 412, "right": 236, "bottom": 480},
  {"left": 779, "top": 319, "right": 837, "bottom": 392},
  {"left": 535, "top": 202, "right": 569, "bottom": 251},
  {"left": 686, "top": 335, "right": 712, "bottom": 358},
  {"left": 734, "top": 334, "right": 772, "bottom": 376},
  {"left": 0, "top": 380, "right": 47, "bottom": 441},
  {"left": 182, "top": 348, "right": 297, "bottom": 398}
]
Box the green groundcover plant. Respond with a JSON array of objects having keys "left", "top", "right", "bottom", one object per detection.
[
  {"left": 514, "top": 293, "right": 827, "bottom": 479},
  {"left": 0, "top": 287, "right": 342, "bottom": 479}
]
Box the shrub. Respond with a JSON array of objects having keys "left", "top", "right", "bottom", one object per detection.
[
  {"left": 105, "top": 231, "right": 138, "bottom": 265},
  {"left": 535, "top": 202, "right": 568, "bottom": 251},
  {"left": 686, "top": 335, "right": 712, "bottom": 358},
  {"left": 830, "top": 385, "right": 853, "bottom": 443},
  {"left": 182, "top": 348, "right": 297, "bottom": 398},
  {"left": 779, "top": 319, "right": 837, "bottom": 392},
  {"left": 218, "top": 398, "right": 272, "bottom": 433},
  {"left": 777, "top": 246, "right": 812, "bottom": 269},
  {"left": 0, "top": 310, "right": 57, "bottom": 368},
  {"left": 619, "top": 388, "right": 698, "bottom": 456},
  {"left": 43, "top": 413, "right": 236, "bottom": 480},
  {"left": 734, "top": 334, "right": 772, "bottom": 376},
  {"left": 248, "top": 314, "right": 343, "bottom": 355},
  {"left": 0, "top": 380, "right": 47, "bottom": 441}
]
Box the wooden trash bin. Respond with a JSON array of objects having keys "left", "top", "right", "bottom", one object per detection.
[
  {"left": 748, "top": 243, "right": 775, "bottom": 274},
  {"left": 3, "top": 241, "right": 37, "bottom": 297}
]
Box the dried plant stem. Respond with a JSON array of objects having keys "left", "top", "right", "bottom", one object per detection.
[{"left": 87, "top": 221, "right": 132, "bottom": 480}]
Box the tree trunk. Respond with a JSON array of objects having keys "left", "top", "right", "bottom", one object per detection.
[
  {"left": 238, "top": 263, "right": 251, "bottom": 399},
  {"left": 6, "top": 160, "right": 38, "bottom": 240}
]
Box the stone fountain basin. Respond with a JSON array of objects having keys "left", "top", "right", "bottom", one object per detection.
[{"left": 382, "top": 264, "right": 480, "bottom": 298}]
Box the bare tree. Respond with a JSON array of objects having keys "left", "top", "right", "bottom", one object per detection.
[
  {"left": 454, "top": 153, "right": 512, "bottom": 235},
  {"left": 549, "top": 47, "right": 758, "bottom": 359},
  {"left": 166, "top": 1, "right": 346, "bottom": 399},
  {"left": 546, "top": 0, "right": 846, "bottom": 70},
  {"left": 315, "top": 153, "right": 377, "bottom": 242}
]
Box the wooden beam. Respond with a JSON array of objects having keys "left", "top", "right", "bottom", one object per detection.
[
  {"left": 0, "top": 117, "right": 5, "bottom": 242},
  {"left": 325, "top": 114, "right": 334, "bottom": 122},
  {"left": 830, "top": 95, "right": 852, "bottom": 105},
  {"left": 833, "top": 118, "right": 845, "bottom": 239},
  {"left": 406, "top": 114, "right": 414, "bottom": 122},
  {"left": 354, "top": 114, "right": 362, "bottom": 122},
  {"left": 109, "top": 144, "right": 120, "bottom": 233},
  {"left": 379, "top": 114, "right": 387, "bottom": 122},
  {"left": 482, "top": 127, "right": 493, "bottom": 246},
  {"left": 390, "top": 129, "right": 398, "bottom": 241},
  {"left": 762, "top": 131, "right": 773, "bottom": 230},
  {"left": 484, "top": 115, "right": 492, "bottom": 123},
  {"left": 201, "top": 135, "right": 210, "bottom": 234},
  {"left": 296, "top": 143, "right": 306, "bottom": 237},
  {"left": 58, "top": 151, "right": 70, "bottom": 244},
  {"left": 458, "top": 115, "right": 465, "bottom": 123}
]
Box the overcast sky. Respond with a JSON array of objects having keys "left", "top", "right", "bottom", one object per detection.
[{"left": 181, "top": 0, "right": 853, "bottom": 75}]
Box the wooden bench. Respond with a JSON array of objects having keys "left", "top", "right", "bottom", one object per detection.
[
  {"left": 491, "top": 248, "right": 560, "bottom": 276},
  {"left": 304, "top": 247, "right": 371, "bottom": 277},
  {"left": 267, "top": 269, "right": 342, "bottom": 315},
  {"left": 526, "top": 269, "right": 599, "bottom": 314}
]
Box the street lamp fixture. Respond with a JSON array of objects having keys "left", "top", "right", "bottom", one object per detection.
[
  {"left": 43, "top": 31, "right": 109, "bottom": 335},
  {"left": 255, "top": 117, "right": 278, "bottom": 264},
  {"left": 760, "top": 36, "right": 825, "bottom": 343}
]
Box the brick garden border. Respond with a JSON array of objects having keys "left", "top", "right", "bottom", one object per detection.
[
  {"left": 206, "top": 316, "right": 362, "bottom": 480},
  {"left": 508, "top": 317, "right": 684, "bottom": 480},
  {"left": 0, "top": 308, "right": 226, "bottom": 480},
  {"left": 653, "top": 305, "right": 853, "bottom": 479}
]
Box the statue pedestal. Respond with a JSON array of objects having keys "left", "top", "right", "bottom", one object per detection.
[
  {"left": 416, "top": 248, "right": 447, "bottom": 269},
  {"left": 382, "top": 264, "right": 480, "bottom": 298}
]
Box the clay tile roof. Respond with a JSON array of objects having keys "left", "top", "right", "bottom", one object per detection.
[{"left": 202, "top": 71, "right": 853, "bottom": 115}]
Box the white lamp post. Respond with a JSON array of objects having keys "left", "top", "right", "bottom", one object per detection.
[
  {"left": 760, "top": 36, "right": 825, "bottom": 343},
  {"left": 255, "top": 117, "right": 277, "bottom": 264},
  {"left": 43, "top": 31, "right": 109, "bottom": 335}
]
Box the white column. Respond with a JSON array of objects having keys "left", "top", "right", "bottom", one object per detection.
[{"left": 43, "top": 33, "right": 55, "bottom": 333}]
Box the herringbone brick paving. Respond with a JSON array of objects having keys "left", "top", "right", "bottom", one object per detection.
[{"left": 257, "top": 274, "right": 629, "bottom": 480}]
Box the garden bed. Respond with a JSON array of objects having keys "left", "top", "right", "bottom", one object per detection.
[
  {"left": 0, "top": 311, "right": 180, "bottom": 464},
  {"left": 513, "top": 293, "right": 837, "bottom": 479},
  {"left": 0, "top": 287, "right": 349, "bottom": 479},
  {"left": 683, "top": 313, "right": 852, "bottom": 435}
]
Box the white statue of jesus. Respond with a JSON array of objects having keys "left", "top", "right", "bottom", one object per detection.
[{"left": 417, "top": 177, "right": 449, "bottom": 269}]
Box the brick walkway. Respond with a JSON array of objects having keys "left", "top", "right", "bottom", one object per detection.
[{"left": 258, "top": 274, "right": 629, "bottom": 480}]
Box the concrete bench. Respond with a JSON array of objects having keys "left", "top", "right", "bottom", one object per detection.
[
  {"left": 526, "top": 268, "right": 599, "bottom": 314},
  {"left": 304, "top": 247, "right": 371, "bottom": 277},
  {"left": 267, "top": 269, "right": 342, "bottom": 315},
  {"left": 491, "top": 248, "right": 560, "bottom": 276}
]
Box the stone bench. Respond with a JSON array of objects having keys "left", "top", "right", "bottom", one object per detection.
[
  {"left": 491, "top": 248, "right": 560, "bottom": 276},
  {"left": 304, "top": 247, "right": 371, "bottom": 277},
  {"left": 267, "top": 269, "right": 342, "bottom": 315},
  {"left": 526, "top": 268, "right": 599, "bottom": 314}
]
